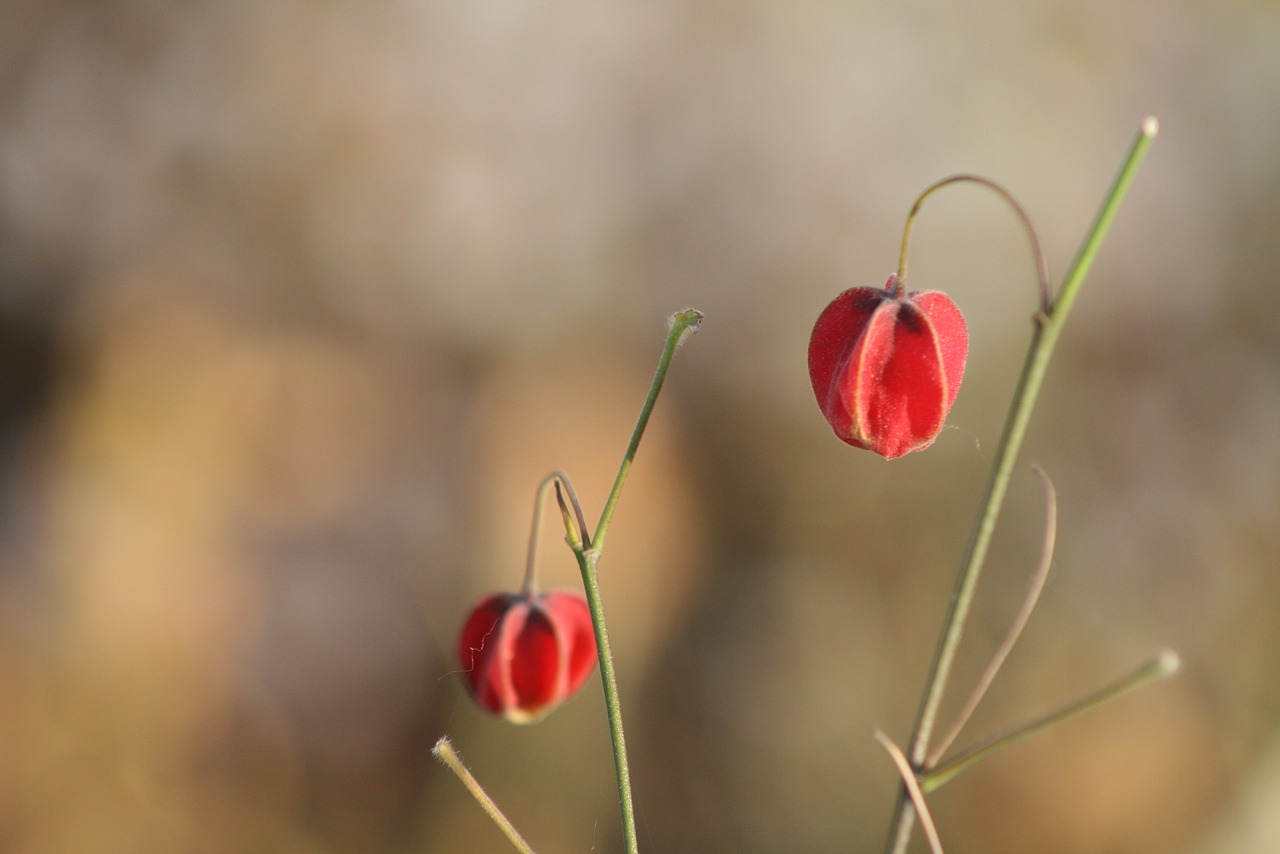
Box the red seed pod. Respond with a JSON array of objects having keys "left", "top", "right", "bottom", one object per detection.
[
  {"left": 457, "top": 590, "right": 597, "bottom": 724},
  {"left": 808, "top": 276, "right": 968, "bottom": 459}
]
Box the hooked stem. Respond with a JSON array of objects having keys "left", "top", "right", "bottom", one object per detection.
[
  {"left": 895, "top": 175, "right": 1052, "bottom": 313},
  {"left": 522, "top": 471, "right": 589, "bottom": 595}
]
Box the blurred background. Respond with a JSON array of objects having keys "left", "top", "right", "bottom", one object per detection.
[{"left": 0, "top": 1, "right": 1277, "bottom": 851}]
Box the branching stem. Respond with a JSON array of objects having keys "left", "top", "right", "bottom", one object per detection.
[{"left": 886, "top": 117, "right": 1159, "bottom": 854}]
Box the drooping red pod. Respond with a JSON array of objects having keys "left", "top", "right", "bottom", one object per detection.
[
  {"left": 457, "top": 590, "right": 597, "bottom": 724},
  {"left": 808, "top": 275, "right": 968, "bottom": 459}
]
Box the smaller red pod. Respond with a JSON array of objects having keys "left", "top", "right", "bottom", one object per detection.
[
  {"left": 457, "top": 590, "right": 597, "bottom": 724},
  {"left": 808, "top": 276, "right": 968, "bottom": 459}
]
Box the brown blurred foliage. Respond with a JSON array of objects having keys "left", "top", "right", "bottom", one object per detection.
[{"left": 1, "top": 1, "right": 1278, "bottom": 852}]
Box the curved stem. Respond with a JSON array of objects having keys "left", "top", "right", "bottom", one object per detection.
[
  {"left": 522, "top": 471, "right": 591, "bottom": 595},
  {"left": 895, "top": 175, "right": 1052, "bottom": 313},
  {"left": 522, "top": 472, "right": 562, "bottom": 594},
  {"left": 925, "top": 465, "right": 1057, "bottom": 769},
  {"left": 886, "top": 117, "right": 1159, "bottom": 854}
]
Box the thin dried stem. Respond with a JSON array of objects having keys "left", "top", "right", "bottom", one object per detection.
[
  {"left": 433, "top": 737, "right": 537, "bottom": 854},
  {"left": 926, "top": 466, "right": 1058, "bottom": 768},
  {"left": 875, "top": 731, "right": 944, "bottom": 854}
]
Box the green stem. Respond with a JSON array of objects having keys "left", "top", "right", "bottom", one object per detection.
[
  {"left": 575, "top": 309, "right": 703, "bottom": 854},
  {"left": 922, "top": 650, "right": 1180, "bottom": 793},
  {"left": 592, "top": 309, "right": 703, "bottom": 554},
  {"left": 876, "top": 731, "right": 945, "bottom": 854},
  {"left": 433, "top": 737, "right": 537, "bottom": 854},
  {"left": 576, "top": 548, "right": 638, "bottom": 853},
  {"left": 886, "top": 117, "right": 1159, "bottom": 854},
  {"left": 1049, "top": 117, "right": 1160, "bottom": 323}
]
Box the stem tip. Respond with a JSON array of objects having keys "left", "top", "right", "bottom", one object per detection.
[
  {"left": 668, "top": 308, "right": 705, "bottom": 347},
  {"left": 1155, "top": 648, "right": 1181, "bottom": 676},
  {"left": 1142, "top": 116, "right": 1159, "bottom": 138}
]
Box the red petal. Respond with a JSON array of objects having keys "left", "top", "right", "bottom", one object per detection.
[
  {"left": 542, "top": 592, "right": 597, "bottom": 696},
  {"left": 845, "top": 299, "right": 947, "bottom": 458},
  {"left": 509, "top": 605, "right": 563, "bottom": 717},
  {"left": 808, "top": 287, "right": 888, "bottom": 442},
  {"left": 456, "top": 594, "right": 522, "bottom": 716},
  {"left": 911, "top": 291, "right": 968, "bottom": 410}
]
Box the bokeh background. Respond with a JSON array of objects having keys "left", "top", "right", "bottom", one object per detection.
[{"left": 1, "top": 1, "right": 1278, "bottom": 852}]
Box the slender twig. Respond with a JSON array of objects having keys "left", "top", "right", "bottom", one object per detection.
[
  {"left": 592, "top": 309, "right": 703, "bottom": 555},
  {"left": 1049, "top": 117, "right": 1161, "bottom": 328},
  {"left": 573, "top": 309, "right": 704, "bottom": 854},
  {"left": 926, "top": 466, "right": 1058, "bottom": 768},
  {"left": 573, "top": 547, "right": 637, "bottom": 853},
  {"left": 922, "top": 650, "right": 1181, "bottom": 793},
  {"left": 886, "top": 118, "right": 1159, "bottom": 854},
  {"left": 875, "top": 731, "right": 944, "bottom": 854},
  {"left": 433, "top": 737, "right": 537, "bottom": 854}
]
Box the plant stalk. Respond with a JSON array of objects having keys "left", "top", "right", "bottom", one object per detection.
[
  {"left": 576, "top": 309, "right": 703, "bottom": 854},
  {"left": 886, "top": 117, "right": 1158, "bottom": 854},
  {"left": 593, "top": 309, "right": 704, "bottom": 554}
]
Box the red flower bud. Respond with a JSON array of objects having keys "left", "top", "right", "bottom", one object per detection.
[
  {"left": 457, "top": 590, "right": 597, "bottom": 723},
  {"left": 808, "top": 276, "right": 968, "bottom": 459}
]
